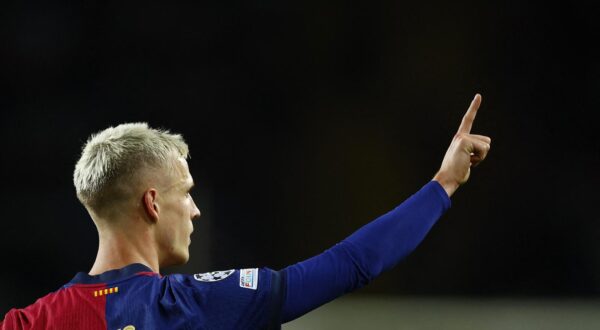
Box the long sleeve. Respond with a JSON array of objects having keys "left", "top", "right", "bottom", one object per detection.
[{"left": 280, "top": 180, "right": 451, "bottom": 322}]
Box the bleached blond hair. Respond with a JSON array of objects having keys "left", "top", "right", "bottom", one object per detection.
[{"left": 74, "top": 122, "right": 189, "bottom": 213}]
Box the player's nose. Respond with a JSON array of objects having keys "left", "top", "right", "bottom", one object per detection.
[{"left": 191, "top": 200, "right": 201, "bottom": 220}]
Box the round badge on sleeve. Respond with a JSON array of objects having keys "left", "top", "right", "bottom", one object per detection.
[{"left": 193, "top": 269, "right": 235, "bottom": 282}]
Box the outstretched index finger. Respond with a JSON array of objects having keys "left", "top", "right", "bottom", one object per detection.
[{"left": 457, "top": 93, "right": 482, "bottom": 134}]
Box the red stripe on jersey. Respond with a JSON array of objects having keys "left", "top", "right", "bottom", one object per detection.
[
  {"left": 1, "top": 284, "right": 107, "bottom": 330},
  {"left": 136, "top": 271, "right": 161, "bottom": 277}
]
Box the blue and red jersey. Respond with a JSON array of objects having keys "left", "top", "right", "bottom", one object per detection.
[{"left": 1, "top": 264, "right": 283, "bottom": 329}]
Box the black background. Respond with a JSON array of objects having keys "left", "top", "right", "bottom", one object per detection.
[{"left": 1, "top": 0, "right": 599, "bottom": 314}]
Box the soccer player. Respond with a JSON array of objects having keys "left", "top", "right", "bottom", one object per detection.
[{"left": 1, "top": 94, "right": 491, "bottom": 329}]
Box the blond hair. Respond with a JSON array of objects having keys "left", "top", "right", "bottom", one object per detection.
[{"left": 74, "top": 122, "right": 189, "bottom": 212}]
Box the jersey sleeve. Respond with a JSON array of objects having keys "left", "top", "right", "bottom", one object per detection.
[
  {"left": 169, "top": 267, "right": 285, "bottom": 329},
  {"left": 280, "top": 181, "right": 451, "bottom": 322}
]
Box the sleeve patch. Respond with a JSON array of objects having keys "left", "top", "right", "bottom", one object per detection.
[
  {"left": 239, "top": 268, "right": 259, "bottom": 290},
  {"left": 193, "top": 269, "right": 235, "bottom": 282}
]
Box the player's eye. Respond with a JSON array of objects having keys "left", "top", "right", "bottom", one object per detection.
[{"left": 186, "top": 184, "right": 195, "bottom": 197}]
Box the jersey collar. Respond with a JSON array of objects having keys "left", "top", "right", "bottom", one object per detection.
[{"left": 68, "top": 263, "right": 156, "bottom": 285}]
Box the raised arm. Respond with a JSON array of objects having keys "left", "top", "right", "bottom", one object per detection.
[{"left": 279, "top": 94, "right": 492, "bottom": 323}]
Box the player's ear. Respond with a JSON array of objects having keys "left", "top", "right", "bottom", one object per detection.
[{"left": 142, "top": 188, "right": 160, "bottom": 223}]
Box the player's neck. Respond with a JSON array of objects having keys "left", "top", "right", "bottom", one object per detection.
[{"left": 89, "top": 226, "right": 160, "bottom": 275}]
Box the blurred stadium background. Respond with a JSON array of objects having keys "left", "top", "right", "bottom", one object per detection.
[
  {"left": 1, "top": 1, "right": 598, "bottom": 328},
  {"left": 283, "top": 296, "right": 600, "bottom": 329}
]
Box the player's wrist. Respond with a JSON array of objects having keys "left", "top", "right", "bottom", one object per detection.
[{"left": 432, "top": 171, "right": 459, "bottom": 197}]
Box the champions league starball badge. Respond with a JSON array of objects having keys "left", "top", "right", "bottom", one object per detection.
[{"left": 193, "top": 269, "right": 235, "bottom": 282}]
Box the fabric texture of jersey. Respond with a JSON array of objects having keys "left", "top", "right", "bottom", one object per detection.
[{"left": 1, "top": 264, "right": 284, "bottom": 330}]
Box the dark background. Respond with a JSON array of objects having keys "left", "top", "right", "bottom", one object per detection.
[{"left": 1, "top": 0, "right": 599, "bottom": 315}]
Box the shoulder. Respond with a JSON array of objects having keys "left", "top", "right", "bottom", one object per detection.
[
  {"left": 167, "top": 267, "right": 284, "bottom": 329},
  {"left": 169, "top": 267, "right": 275, "bottom": 295},
  {"left": 1, "top": 286, "right": 81, "bottom": 329}
]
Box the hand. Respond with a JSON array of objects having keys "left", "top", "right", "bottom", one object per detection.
[{"left": 433, "top": 94, "right": 491, "bottom": 197}]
